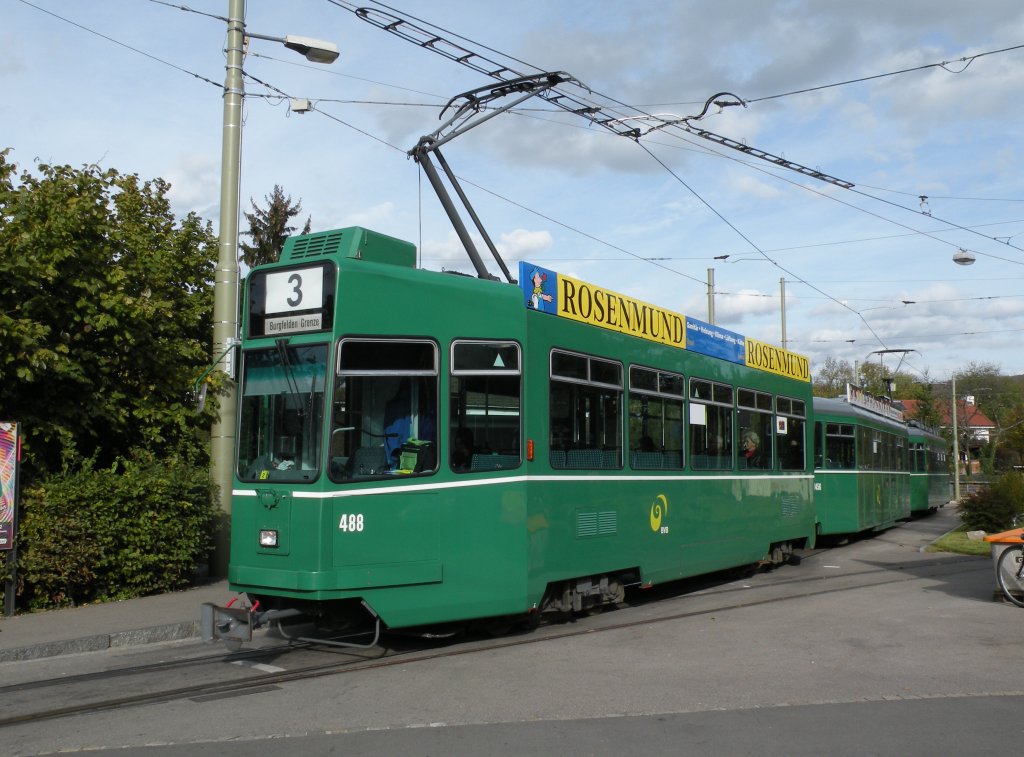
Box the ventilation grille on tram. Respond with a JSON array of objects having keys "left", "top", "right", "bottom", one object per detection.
[{"left": 288, "top": 231, "right": 347, "bottom": 260}]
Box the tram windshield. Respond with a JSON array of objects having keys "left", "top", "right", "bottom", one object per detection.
[{"left": 237, "top": 342, "right": 328, "bottom": 482}]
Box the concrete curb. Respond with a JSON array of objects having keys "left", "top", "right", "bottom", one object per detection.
[{"left": 0, "top": 620, "right": 200, "bottom": 663}]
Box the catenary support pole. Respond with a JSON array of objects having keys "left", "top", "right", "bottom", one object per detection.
[{"left": 210, "top": 0, "right": 245, "bottom": 573}]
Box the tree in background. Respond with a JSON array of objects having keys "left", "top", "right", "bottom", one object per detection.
[
  {"left": 0, "top": 151, "right": 218, "bottom": 482},
  {"left": 953, "top": 363, "right": 1024, "bottom": 475},
  {"left": 239, "top": 184, "right": 311, "bottom": 269},
  {"left": 907, "top": 387, "right": 945, "bottom": 431},
  {"left": 0, "top": 151, "right": 221, "bottom": 608},
  {"left": 812, "top": 356, "right": 855, "bottom": 397}
]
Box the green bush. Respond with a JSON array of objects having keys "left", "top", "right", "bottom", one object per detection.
[
  {"left": 16, "top": 452, "right": 219, "bottom": 610},
  {"left": 957, "top": 471, "right": 1024, "bottom": 534}
]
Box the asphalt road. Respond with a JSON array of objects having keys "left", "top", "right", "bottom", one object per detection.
[{"left": 5, "top": 505, "right": 1022, "bottom": 756}]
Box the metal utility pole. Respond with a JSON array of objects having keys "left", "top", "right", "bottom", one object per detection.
[
  {"left": 707, "top": 268, "right": 715, "bottom": 324},
  {"left": 780, "top": 277, "right": 787, "bottom": 348},
  {"left": 210, "top": 0, "right": 245, "bottom": 554},
  {"left": 952, "top": 376, "right": 961, "bottom": 503},
  {"left": 208, "top": 4, "right": 338, "bottom": 574}
]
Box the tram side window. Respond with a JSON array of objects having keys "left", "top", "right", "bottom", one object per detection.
[
  {"left": 628, "top": 366, "right": 684, "bottom": 470},
  {"left": 776, "top": 396, "right": 806, "bottom": 471},
  {"left": 824, "top": 423, "right": 855, "bottom": 469},
  {"left": 449, "top": 340, "right": 522, "bottom": 473},
  {"left": 896, "top": 435, "right": 907, "bottom": 472},
  {"left": 859, "top": 428, "right": 881, "bottom": 471},
  {"left": 737, "top": 387, "right": 773, "bottom": 470},
  {"left": 329, "top": 338, "right": 438, "bottom": 482},
  {"left": 237, "top": 343, "right": 328, "bottom": 483},
  {"left": 689, "top": 378, "right": 733, "bottom": 470},
  {"left": 885, "top": 432, "right": 898, "bottom": 471},
  {"left": 550, "top": 350, "right": 622, "bottom": 469}
]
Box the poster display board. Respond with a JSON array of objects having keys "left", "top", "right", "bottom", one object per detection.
[{"left": 0, "top": 422, "right": 17, "bottom": 552}]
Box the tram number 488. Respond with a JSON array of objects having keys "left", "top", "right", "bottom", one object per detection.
[{"left": 338, "top": 514, "right": 365, "bottom": 532}]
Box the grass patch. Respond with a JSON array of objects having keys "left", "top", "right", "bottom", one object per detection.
[{"left": 926, "top": 525, "right": 991, "bottom": 557}]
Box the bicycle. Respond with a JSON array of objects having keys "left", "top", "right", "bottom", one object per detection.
[{"left": 996, "top": 541, "right": 1024, "bottom": 607}]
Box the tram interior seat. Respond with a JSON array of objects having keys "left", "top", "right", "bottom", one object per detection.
[
  {"left": 825, "top": 459, "right": 853, "bottom": 469},
  {"left": 566, "top": 449, "right": 603, "bottom": 468},
  {"left": 631, "top": 451, "right": 664, "bottom": 470},
  {"left": 691, "top": 454, "right": 731, "bottom": 470},
  {"left": 347, "top": 446, "right": 388, "bottom": 477},
  {"left": 470, "top": 453, "right": 519, "bottom": 471}
]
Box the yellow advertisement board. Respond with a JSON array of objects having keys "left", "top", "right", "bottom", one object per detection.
[
  {"left": 518, "top": 261, "right": 810, "bottom": 383},
  {"left": 556, "top": 273, "right": 686, "bottom": 348},
  {"left": 744, "top": 337, "right": 811, "bottom": 382}
]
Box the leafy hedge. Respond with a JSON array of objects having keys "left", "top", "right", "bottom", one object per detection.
[
  {"left": 15, "top": 453, "right": 220, "bottom": 610},
  {"left": 957, "top": 471, "right": 1024, "bottom": 534}
]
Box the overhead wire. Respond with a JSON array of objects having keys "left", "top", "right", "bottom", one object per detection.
[
  {"left": 28, "top": 0, "right": 1024, "bottom": 359},
  {"left": 331, "top": 4, "right": 1024, "bottom": 341},
  {"left": 638, "top": 41, "right": 1024, "bottom": 108},
  {"left": 17, "top": 0, "right": 222, "bottom": 90},
  {"left": 323, "top": 0, "right": 1024, "bottom": 355}
]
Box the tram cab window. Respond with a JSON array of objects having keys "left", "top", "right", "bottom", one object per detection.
[
  {"left": 737, "top": 388, "right": 773, "bottom": 471},
  {"left": 689, "top": 378, "right": 733, "bottom": 470},
  {"left": 237, "top": 342, "right": 328, "bottom": 483},
  {"left": 628, "top": 366, "right": 684, "bottom": 470},
  {"left": 776, "top": 396, "right": 806, "bottom": 471},
  {"left": 329, "top": 338, "right": 438, "bottom": 482},
  {"left": 449, "top": 341, "right": 521, "bottom": 473},
  {"left": 550, "top": 351, "right": 622, "bottom": 469}
]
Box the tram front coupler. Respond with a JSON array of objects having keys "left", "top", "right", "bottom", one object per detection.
[{"left": 201, "top": 598, "right": 303, "bottom": 650}]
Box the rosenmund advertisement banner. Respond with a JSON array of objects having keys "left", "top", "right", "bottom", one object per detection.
[{"left": 518, "top": 261, "right": 810, "bottom": 382}]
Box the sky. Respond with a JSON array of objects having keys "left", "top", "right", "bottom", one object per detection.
[{"left": 5, "top": 0, "right": 1024, "bottom": 383}]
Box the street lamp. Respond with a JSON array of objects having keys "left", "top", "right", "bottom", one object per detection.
[
  {"left": 953, "top": 248, "right": 976, "bottom": 265},
  {"left": 211, "top": 0, "right": 338, "bottom": 568},
  {"left": 247, "top": 32, "right": 340, "bottom": 64}
]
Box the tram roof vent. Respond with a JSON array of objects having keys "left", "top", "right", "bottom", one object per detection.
[{"left": 282, "top": 226, "right": 417, "bottom": 267}]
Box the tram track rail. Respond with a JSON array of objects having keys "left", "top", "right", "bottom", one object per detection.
[{"left": 0, "top": 549, "right": 988, "bottom": 728}]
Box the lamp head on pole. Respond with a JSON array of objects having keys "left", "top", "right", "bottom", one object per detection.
[
  {"left": 245, "top": 31, "right": 340, "bottom": 64},
  {"left": 282, "top": 35, "right": 340, "bottom": 64},
  {"left": 952, "top": 248, "right": 976, "bottom": 266}
]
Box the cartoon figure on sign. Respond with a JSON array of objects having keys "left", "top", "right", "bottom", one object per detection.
[{"left": 529, "top": 268, "right": 554, "bottom": 312}]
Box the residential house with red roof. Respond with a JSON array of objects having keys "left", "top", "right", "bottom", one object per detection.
[{"left": 900, "top": 396, "right": 995, "bottom": 474}]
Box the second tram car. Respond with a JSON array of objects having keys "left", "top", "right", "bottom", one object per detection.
[{"left": 812, "top": 389, "right": 911, "bottom": 537}]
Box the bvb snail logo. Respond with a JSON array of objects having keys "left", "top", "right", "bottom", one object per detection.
[{"left": 649, "top": 494, "right": 669, "bottom": 533}]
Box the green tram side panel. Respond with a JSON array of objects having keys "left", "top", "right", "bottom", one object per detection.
[
  {"left": 232, "top": 239, "right": 535, "bottom": 628},
  {"left": 521, "top": 310, "right": 815, "bottom": 599}
]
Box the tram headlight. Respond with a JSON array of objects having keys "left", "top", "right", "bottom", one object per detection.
[{"left": 259, "top": 529, "right": 279, "bottom": 548}]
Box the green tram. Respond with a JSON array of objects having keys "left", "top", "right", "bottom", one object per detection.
[
  {"left": 812, "top": 388, "right": 911, "bottom": 537},
  {"left": 907, "top": 421, "right": 951, "bottom": 514},
  {"left": 208, "top": 226, "right": 817, "bottom": 640}
]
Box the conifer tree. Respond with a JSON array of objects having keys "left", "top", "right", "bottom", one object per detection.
[{"left": 239, "top": 184, "right": 311, "bottom": 268}]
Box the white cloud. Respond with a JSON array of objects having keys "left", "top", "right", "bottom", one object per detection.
[
  {"left": 165, "top": 154, "right": 219, "bottom": 220},
  {"left": 497, "top": 229, "right": 553, "bottom": 262}
]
